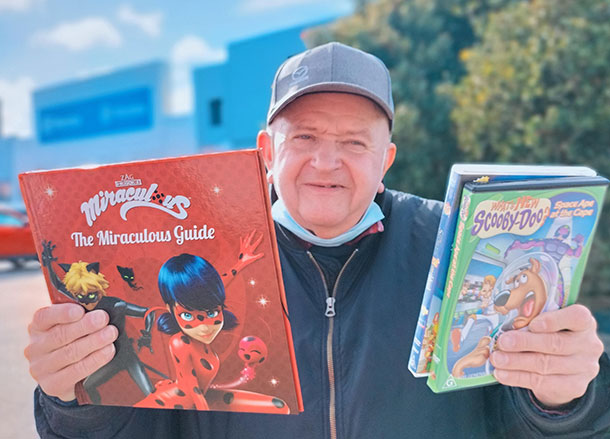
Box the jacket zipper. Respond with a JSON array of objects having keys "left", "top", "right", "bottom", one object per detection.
[{"left": 307, "top": 249, "right": 359, "bottom": 439}]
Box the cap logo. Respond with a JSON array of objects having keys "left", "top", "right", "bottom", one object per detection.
[{"left": 290, "top": 65, "right": 309, "bottom": 85}]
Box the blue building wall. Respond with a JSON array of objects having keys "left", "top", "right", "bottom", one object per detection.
[
  {"left": 4, "top": 61, "right": 196, "bottom": 207},
  {"left": 2, "top": 20, "right": 333, "bottom": 207},
  {"left": 193, "top": 64, "right": 228, "bottom": 149},
  {"left": 194, "top": 24, "right": 313, "bottom": 149},
  {"left": 0, "top": 138, "right": 15, "bottom": 202}
]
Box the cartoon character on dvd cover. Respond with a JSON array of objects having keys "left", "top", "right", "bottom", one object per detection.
[{"left": 440, "top": 187, "right": 603, "bottom": 387}]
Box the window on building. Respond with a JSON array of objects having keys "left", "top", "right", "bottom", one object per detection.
[{"left": 210, "top": 99, "right": 222, "bottom": 126}]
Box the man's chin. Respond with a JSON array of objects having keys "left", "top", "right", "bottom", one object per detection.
[{"left": 298, "top": 216, "right": 352, "bottom": 238}]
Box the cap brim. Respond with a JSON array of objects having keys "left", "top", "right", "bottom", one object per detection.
[{"left": 267, "top": 82, "right": 394, "bottom": 126}]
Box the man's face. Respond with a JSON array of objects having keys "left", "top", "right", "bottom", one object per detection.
[{"left": 260, "top": 93, "right": 396, "bottom": 238}]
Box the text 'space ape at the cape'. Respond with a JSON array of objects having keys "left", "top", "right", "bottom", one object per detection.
[{"left": 19, "top": 150, "right": 303, "bottom": 414}]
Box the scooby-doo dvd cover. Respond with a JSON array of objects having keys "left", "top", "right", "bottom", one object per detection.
[
  {"left": 426, "top": 176, "right": 608, "bottom": 393},
  {"left": 409, "top": 164, "right": 600, "bottom": 378},
  {"left": 19, "top": 150, "right": 303, "bottom": 414}
]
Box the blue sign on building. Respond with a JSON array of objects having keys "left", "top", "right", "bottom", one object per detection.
[{"left": 37, "top": 87, "right": 153, "bottom": 143}]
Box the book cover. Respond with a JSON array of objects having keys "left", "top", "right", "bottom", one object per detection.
[
  {"left": 426, "top": 176, "right": 608, "bottom": 392},
  {"left": 19, "top": 150, "right": 304, "bottom": 414},
  {"left": 408, "top": 164, "right": 598, "bottom": 377}
]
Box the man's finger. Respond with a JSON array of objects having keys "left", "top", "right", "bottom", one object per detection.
[
  {"left": 528, "top": 304, "right": 596, "bottom": 333},
  {"left": 28, "top": 304, "right": 85, "bottom": 334},
  {"left": 26, "top": 310, "right": 109, "bottom": 358},
  {"left": 497, "top": 330, "right": 588, "bottom": 356},
  {"left": 493, "top": 369, "right": 591, "bottom": 406},
  {"left": 29, "top": 325, "right": 118, "bottom": 379},
  {"left": 38, "top": 344, "right": 116, "bottom": 399},
  {"left": 57, "top": 344, "right": 116, "bottom": 386},
  {"left": 490, "top": 351, "right": 598, "bottom": 376}
]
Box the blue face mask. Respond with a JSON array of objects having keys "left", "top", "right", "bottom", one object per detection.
[{"left": 271, "top": 198, "right": 384, "bottom": 247}]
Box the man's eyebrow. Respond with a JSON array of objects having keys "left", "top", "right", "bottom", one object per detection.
[
  {"left": 343, "top": 128, "right": 371, "bottom": 137},
  {"left": 292, "top": 124, "right": 321, "bottom": 132},
  {"left": 291, "top": 124, "right": 371, "bottom": 138}
]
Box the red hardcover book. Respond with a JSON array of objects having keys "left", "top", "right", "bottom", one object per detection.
[{"left": 19, "top": 149, "right": 303, "bottom": 414}]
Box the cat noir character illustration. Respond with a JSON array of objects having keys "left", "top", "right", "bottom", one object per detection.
[
  {"left": 451, "top": 257, "right": 550, "bottom": 378},
  {"left": 117, "top": 265, "right": 143, "bottom": 291},
  {"left": 136, "top": 233, "right": 289, "bottom": 413},
  {"left": 41, "top": 241, "right": 156, "bottom": 404}
]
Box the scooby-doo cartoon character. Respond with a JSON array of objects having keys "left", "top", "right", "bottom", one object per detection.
[{"left": 451, "top": 257, "right": 547, "bottom": 378}]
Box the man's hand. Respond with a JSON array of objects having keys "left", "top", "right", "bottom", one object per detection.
[
  {"left": 24, "top": 303, "right": 118, "bottom": 402},
  {"left": 490, "top": 304, "right": 604, "bottom": 407}
]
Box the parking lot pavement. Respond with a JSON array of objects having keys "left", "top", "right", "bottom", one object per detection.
[{"left": 0, "top": 265, "right": 49, "bottom": 439}]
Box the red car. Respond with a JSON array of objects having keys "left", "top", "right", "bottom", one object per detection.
[{"left": 0, "top": 205, "right": 38, "bottom": 267}]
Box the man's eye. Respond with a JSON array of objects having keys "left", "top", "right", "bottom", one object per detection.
[
  {"left": 295, "top": 134, "right": 313, "bottom": 141},
  {"left": 77, "top": 294, "right": 84, "bottom": 299},
  {"left": 344, "top": 140, "right": 367, "bottom": 151},
  {"left": 207, "top": 310, "right": 220, "bottom": 318},
  {"left": 88, "top": 293, "right": 96, "bottom": 299},
  {"left": 179, "top": 312, "right": 194, "bottom": 321}
]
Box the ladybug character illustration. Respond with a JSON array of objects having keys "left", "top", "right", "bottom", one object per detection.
[{"left": 135, "top": 231, "right": 290, "bottom": 413}]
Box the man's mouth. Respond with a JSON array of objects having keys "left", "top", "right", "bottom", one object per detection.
[
  {"left": 519, "top": 291, "right": 536, "bottom": 317},
  {"left": 306, "top": 183, "right": 345, "bottom": 189}
]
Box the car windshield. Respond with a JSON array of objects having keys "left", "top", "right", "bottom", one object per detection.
[{"left": 0, "top": 213, "right": 24, "bottom": 226}]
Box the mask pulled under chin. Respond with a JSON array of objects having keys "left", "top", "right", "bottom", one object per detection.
[{"left": 271, "top": 198, "right": 384, "bottom": 247}]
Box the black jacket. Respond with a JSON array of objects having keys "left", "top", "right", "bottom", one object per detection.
[{"left": 35, "top": 190, "right": 610, "bottom": 438}]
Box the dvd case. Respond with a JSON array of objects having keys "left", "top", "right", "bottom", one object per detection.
[
  {"left": 426, "top": 176, "right": 608, "bottom": 392},
  {"left": 408, "top": 164, "right": 598, "bottom": 377}
]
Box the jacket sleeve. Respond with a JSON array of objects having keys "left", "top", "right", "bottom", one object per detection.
[
  {"left": 485, "top": 353, "right": 610, "bottom": 438},
  {"left": 34, "top": 387, "right": 180, "bottom": 439}
]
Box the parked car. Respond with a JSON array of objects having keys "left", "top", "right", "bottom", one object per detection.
[{"left": 0, "top": 205, "right": 38, "bottom": 267}]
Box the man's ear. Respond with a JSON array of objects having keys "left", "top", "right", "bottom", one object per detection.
[
  {"left": 257, "top": 130, "right": 274, "bottom": 184},
  {"left": 383, "top": 143, "right": 397, "bottom": 175},
  {"left": 378, "top": 143, "right": 397, "bottom": 193}
]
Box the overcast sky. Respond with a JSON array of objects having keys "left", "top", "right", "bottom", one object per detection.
[{"left": 0, "top": 0, "right": 351, "bottom": 138}]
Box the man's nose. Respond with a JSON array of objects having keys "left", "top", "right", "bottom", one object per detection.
[{"left": 310, "top": 141, "right": 341, "bottom": 170}]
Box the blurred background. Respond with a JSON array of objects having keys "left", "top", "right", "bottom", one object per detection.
[{"left": 1, "top": 0, "right": 609, "bottom": 436}]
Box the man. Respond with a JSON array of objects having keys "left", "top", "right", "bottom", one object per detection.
[{"left": 26, "top": 42, "right": 610, "bottom": 438}]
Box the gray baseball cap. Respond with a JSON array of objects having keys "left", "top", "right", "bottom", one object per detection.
[{"left": 267, "top": 42, "right": 394, "bottom": 128}]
